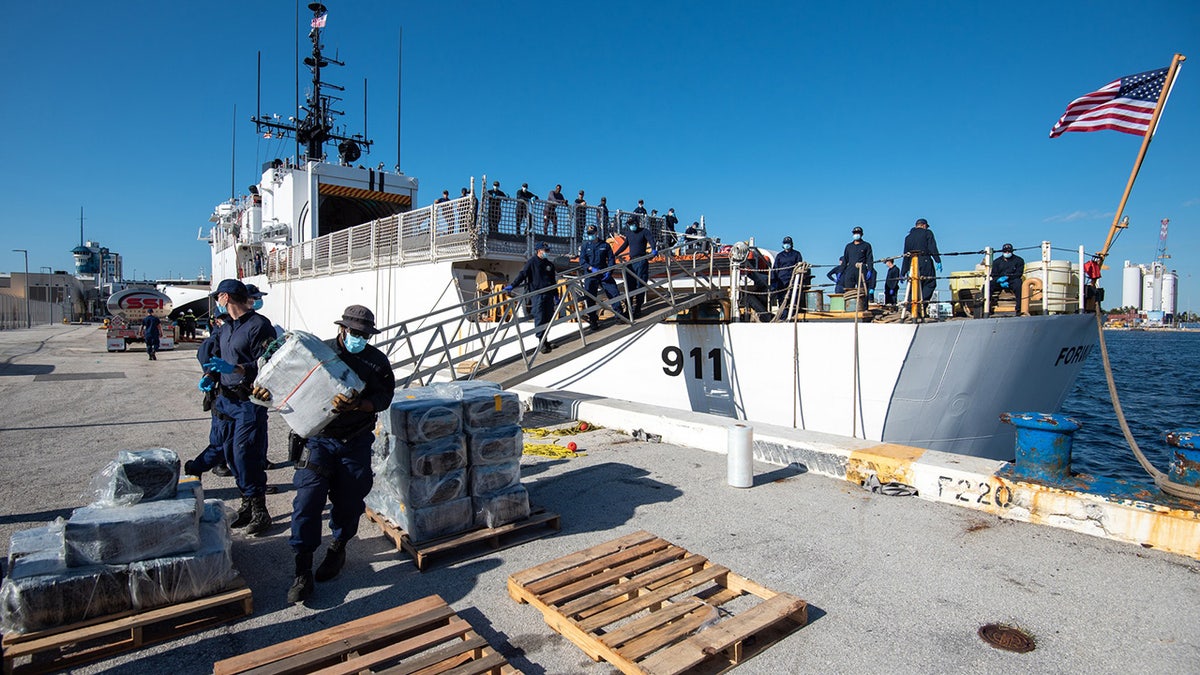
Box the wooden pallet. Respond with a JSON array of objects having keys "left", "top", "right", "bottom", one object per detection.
[
  {"left": 2, "top": 578, "right": 252, "bottom": 675},
  {"left": 365, "top": 506, "right": 561, "bottom": 571},
  {"left": 213, "top": 594, "right": 520, "bottom": 675},
  {"left": 507, "top": 531, "right": 807, "bottom": 675}
]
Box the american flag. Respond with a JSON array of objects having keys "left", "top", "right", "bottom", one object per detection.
[
  {"left": 311, "top": 11, "right": 327, "bottom": 28},
  {"left": 1049, "top": 66, "right": 1168, "bottom": 138}
]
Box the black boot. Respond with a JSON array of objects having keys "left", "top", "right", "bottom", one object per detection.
[
  {"left": 244, "top": 496, "right": 271, "bottom": 536},
  {"left": 230, "top": 497, "right": 253, "bottom": 529},
  {"left": 212, "top": 464, "right": 232, "bottom": 477},
  {"left": 288, "top": 552, "right": 314, "bottom": 604},
  {"left": 183, "top": 460, "right": 203, "bottom": 478},
  {"left": 314, "top": 540, "right": 347, "bottom": 582}
]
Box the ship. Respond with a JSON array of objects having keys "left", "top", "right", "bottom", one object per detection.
[{"left": 206, "top": 2, "right": 1097, "bottom": 461}]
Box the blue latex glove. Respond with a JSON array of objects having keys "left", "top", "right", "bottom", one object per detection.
[
  {"left": 198, "top": 376, "right": 216, "bottom": 392},
  {"left": 997, "top": 276, "right": 1008, "bottom": 284},
  {"left": 205, "top": 357, "right": 236, "bottom": 374},
  {"left": 503, "top": 285, "right": 513, "bottom": 293},
  {"left": 865, "top": 269, "right": 874, "bottom": 282},
  {"left": 935, "top": 263, "right": 943, "bottom": 274},
  {"left": 602, "top": 272, "right": 612, "bottom": 281},
  {"left": 589, "top": 266, "right": 598, "bottom": 273},
  {"left": 1000, "top": 280, "right": 1010, "bottom": 289},
  {"left": 651, "top": 249, "right": 658, "bottom": 257}
]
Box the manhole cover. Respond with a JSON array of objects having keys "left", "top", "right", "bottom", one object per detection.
[{"left": 978, "top": 623, "right": 1035, "bottom": 653}]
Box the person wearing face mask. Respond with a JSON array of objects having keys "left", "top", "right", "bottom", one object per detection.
[
  {"left": 515, "top": 183, "right": 535, "bottom": 234},
  {"left": 770, "top": 236, "right": 804, "bottom": 317},
  {"left": 903, "top": 218, "right": 942, "bottom": 309},
  {"left": 185, "top": 313, "right": 234, "bottom": 480},
  {"left": 204, "top": 278, "right": 277, "bottom": 536},
  {"left": 281, "top": 305, "right": 395, "bottom": 603},
  {"left": 990, "top": 243, "right": 1025, "bottom": 312},
  {"left": 613, "top": 216, "right": 658, "bottom": 320},
  {"left": 579, "top": 225, "right": 624, "bottom": 330},
  {"left": 883, "top": 258, "right": 901, "bottom": 306},
  {"left": 839, "top": 227, "right": 875, "bottom": 305},
  {"left": 544, "top": 184, "right": 566, "bottom": 236},
  {"left": 505, "top": 243, "right": 560, "bottom": 353},
  {"left": 486, "top": 181, "right": 507, "bottom": 233}
]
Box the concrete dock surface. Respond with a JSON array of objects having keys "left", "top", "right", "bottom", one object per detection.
[{"left": 1, "top": 324, "right": 1198, "bottom": 674}]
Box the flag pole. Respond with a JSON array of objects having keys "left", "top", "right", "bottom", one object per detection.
[{"left": 1096, "top": 53, "right": 1186, "bottom": 262}]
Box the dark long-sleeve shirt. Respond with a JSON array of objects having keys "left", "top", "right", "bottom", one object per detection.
[
  {"left": 885, "top": 265, "right": 901, "bottom": 291},
  {"left": 841, "top": 240, "right": 875, "bottom": 280},
  {"left": 512, "top": 254, "right": 558, "bottom": 291},
  {"left": 319, "top": 338, "right": 395, "bottom": 439},
  {"left": 214, "top": 311, "right": 275, "bottom": 387},
  {"left": 771, "top": 248, "right": 804, "bottom": 288},
  {"left": 580, "top": 239, "right": 616, "bottom": 272},
  {"left": 614, "top": 228, "right": 655, "bottom": 259},
  {"left": 992, "top": 254, "right": 1025, "bottom": 281},
  {"left": 903, "top": 228, "right": 941, "bottom": 263}
]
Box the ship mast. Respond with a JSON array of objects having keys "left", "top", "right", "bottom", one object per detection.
[{"left": 252, "top": 2, "right": 371, "bottom": 164}]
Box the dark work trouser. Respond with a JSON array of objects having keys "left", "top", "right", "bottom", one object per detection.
[
  {"left": 192, "top": 408, "right": 232, "bottom": 471},
  {"left": 216, "top": 395, "right": 269, "bottom": 497},
  {"left": 585, "top": 276, "right": 621, "bottom": 322},
  {"left": 289, "top": 431, "right": 374, "bottom": 554}
]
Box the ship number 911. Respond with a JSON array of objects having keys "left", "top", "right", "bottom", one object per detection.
[{"left": 662, "top": 346, "right": 723, "bottom": 380}]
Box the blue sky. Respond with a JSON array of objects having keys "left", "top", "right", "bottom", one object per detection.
[{"left": 4, "top": 1, "right": 1198, "bottom": 309}]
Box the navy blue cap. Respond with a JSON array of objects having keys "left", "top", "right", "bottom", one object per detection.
[
  {"left": 782, "top": 236, "right": 793, "bottom": 244},
  {"left": 245, "top": 284, "right": 268, "bottom": 298},
  {"left": 1001, "top": 243, "right": 1014, "bottom": 252},
  {"left": 536, "top": 241, "right": 551, "bottom": 250},
  {"left": 852, "top": 226, "right": 863, "bottom": 235},
  {"left": 210, "top": 278, "right": 247, "bottom": 298}
]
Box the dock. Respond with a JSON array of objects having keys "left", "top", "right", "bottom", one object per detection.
[{"left": 1, "top": 324, "right": 1198, "bottom": 673}]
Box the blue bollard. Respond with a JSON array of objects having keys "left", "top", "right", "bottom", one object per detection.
[
  {"left": 1165, "top": 429, "right": 1200, "bottom": 487},
  {"left": 1000, "top": 412, "right": 1081, "bottom": 482}
]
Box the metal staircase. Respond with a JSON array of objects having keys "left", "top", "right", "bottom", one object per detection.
[{"left": 373, "top": 250, "right": 724, "bottom": 389}]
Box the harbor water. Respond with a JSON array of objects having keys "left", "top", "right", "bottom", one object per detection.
[{"left": 1061, "top": 329, "right": 1200, "bottom": 482}]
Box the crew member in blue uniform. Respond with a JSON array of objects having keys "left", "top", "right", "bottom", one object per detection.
[
  {"left": 486, "top": 181, "right": 507, "bottom": 232},
  {"left": 613, "top": 217, "right": 657, "bottom": 319},
  {"left": 770, "top": 236, "right": 804, "bottom": 317},
  {"left": 140, "top": 309, "right": 162, "bottom": 360},
  {"left": 902, "top": 218, "right": 942, "bottom": 308},
  {"left": 827, "top": 257, "right": 845, "bottom": 294},
  {"left": 883, "top": 258, "right": 901, "bottom": 306},
  {"left": 990, "top": 243, "right": 1025, "bottom": 311},
  {"left": 204, "top": 278, "right": 277, "bottom": 536},
  {"left": 186, "top": 313, "right": 232, "bottom": 479},
  {"left": 579, "top": 225, "right": 624, "bottom": 330},
  {"left": 270, "top": 305, "right": 396, "bottom": 604},
  {"left": 515, "top": 183, "right": 534, "bottom": 234},
  {"left": 839, "top": 226, "right": 875, "bottom": 302},
  {"left": 506, "top": 242, "right": 559, "bottom": 353}
]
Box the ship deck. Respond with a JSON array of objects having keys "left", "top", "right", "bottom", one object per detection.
[{"left": 1, "top": 324, "right": 1198, "bottom": 673}]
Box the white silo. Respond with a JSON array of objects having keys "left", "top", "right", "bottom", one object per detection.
[
  {"left": 1122, "top": 261, "right": 1142, "bottom": 309},
  {"left": 1142, "top": 268, "right": 1155, "bottom": 310},
  {"left": 1163, "top": 271, "right": 1178, "bottom": 315}
]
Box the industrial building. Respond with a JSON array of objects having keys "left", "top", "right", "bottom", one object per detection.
[{"left": 1121, "top": 260, "right": 1179, "bottom": 326}]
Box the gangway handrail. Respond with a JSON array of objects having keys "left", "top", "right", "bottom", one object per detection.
[{"left": 375, "top": 247, "right": 723, "bottom": 387}]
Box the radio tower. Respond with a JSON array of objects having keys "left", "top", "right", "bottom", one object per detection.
[{"left": 1155, "top": 218, "right": 1170, "bottom": 263}]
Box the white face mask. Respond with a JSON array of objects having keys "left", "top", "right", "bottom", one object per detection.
[
  {"left": 1003, "top": 252, "right": 1012, "bottom": 258},
  {"left": 852, "top": 234, "right": 862, "bottom": 241},
  {"left": 782, "top": 243, "right": 792, "bottom": 250}
]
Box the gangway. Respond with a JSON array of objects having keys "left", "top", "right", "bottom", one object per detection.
[{"left": 374, "top": 250, "right": 724, "bottom": 389}]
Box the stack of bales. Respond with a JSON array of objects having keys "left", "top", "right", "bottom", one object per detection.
[
  {"left": 365, "top": 382, "right": 529, "bottom": 542},
  {"left": 0, "top": 449, "right": 235, "bottom": 634}
]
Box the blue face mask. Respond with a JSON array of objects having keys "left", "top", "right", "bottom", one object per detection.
[
  {"left": 1002, "top": 252, "right": 1012, "bottom": 259},
  {"left": 782, "top": 243, "right": 792, "bottom": 250},
  {"left": 344, "top": 334, "right": 368, "bottom": 353},
  {"left": 216, "top": 302, "right": 227, "bottom": 315},
  {"left": 252, "top": 299, "right": 263, "bottom": 310},
  {"left": 629, "top": 224, "right": 639, "bottom": 231},
  {"left": 853, "top": 234, "right": 862, "bottom": 241}
]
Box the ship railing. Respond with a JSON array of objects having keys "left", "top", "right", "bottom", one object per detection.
[{"left": 372, "top": 247, "right": 724, "bottom": 388}]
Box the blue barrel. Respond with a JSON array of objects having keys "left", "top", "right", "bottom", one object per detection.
[
  {"left": 1000, "top": 412, "right": 1080, "bottom": 482},
  {"left": 1165, "top": 429, "right": 1200, "bottom": 487}
]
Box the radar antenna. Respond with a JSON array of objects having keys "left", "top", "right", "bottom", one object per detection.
[{"left": 251, "top": 3, "right": 372, "bottom": 164}]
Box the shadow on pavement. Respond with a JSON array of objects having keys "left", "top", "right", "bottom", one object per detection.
[{"left": 0, "top": 363, "right": 54, "bottom": 377}]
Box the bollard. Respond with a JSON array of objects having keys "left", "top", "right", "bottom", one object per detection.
[
  {"left": 1165, "top": 429, "right": 1200, "bottom": 487},
  {"left": 1000, "top": 412, "right": 1080, "bottom": 482},
  {"left": 727, "top": 424, "right": 753, "bottom": 488}
]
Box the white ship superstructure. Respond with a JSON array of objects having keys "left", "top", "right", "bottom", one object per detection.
[{"left": 205, "top": 2, "right": 1099, "bottom": 462}]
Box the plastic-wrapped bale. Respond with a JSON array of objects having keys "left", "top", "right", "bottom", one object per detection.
[
  {"left": 473, "top": 485, "right": 531, "bottom": 529},
  {"left": 252, "top": 331, "right": 365, "bottom": 438},
  {"left": 466, "top": 425, "right": 523, "bottom": 466},
  {"left": 384, "top": 391, "right": 462, "bottom": 444},
  {"left": 6, "top": 522, "right": 66, "bottom": 580},
  {"left": 0, "top": 565, "right": 132, "bottom": 634},
  {"left": 392, "top": 497, "right": 474, "bottom": 543},
  {"left": 129, "top": 513, "right": 235, "bottom": 610},
  {"left": 430, "top": 381, "right": 501, "bottom": 398},
  {"left": 382, "top": 435, "right": 468, "bottom": 477},
  {"left": 64, "top": 490, "right": 201, "bottom": 567},
  {"left": 87, "top": 448, "right": 181, "bottom": 507},
  {"left": 468, "top": 462, "right": 521, "bottom": 497},
  {"left": 392, "top": 468, "right": 467, "bottom": 507},
  {"left": 459, "top": 389, "right": 521, "bottom": 430}
]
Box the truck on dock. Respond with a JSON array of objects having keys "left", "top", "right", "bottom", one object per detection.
[{"left": 105, "top": 288, "right": 176, "bottom": 352}]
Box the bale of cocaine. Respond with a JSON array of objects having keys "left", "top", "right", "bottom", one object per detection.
[
  {"left": 384, "top": 391, "right": 463, "bottom": 443},
  {"left": 88, "top": 448, "right": 181, "bottom": 507},
  {"left": 6, "top": 522, "right": 65, "bottom": 580},
  {"left": 64, "top": 487, "right": 201, "bottom": 567},
  {"left": 0, "top": 564, "right": 133, "bottom": 634},
  {"left": 252, "top": 331, "right": 365, "bottom": 438},
  {"left": 466, "top": 425, "right": 523, "bottom": 465},
  {"left": 473, "top": 485, "right": 530, "bottom": 529},
  {"left": 128, "top": 504, "right": 234, "bottom": 609}
]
